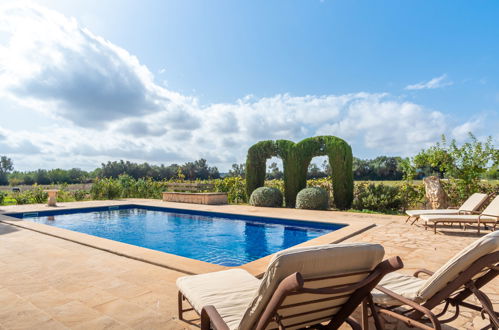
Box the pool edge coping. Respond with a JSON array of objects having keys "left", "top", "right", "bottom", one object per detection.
[{"left": 0, "top": 200, "right": 375, "bottom": 276}]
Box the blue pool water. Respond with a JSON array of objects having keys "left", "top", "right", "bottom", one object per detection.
[{"left": 8, "top": 205, "right": 345, "bottom": 266}]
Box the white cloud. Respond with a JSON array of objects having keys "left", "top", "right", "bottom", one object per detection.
[
  {"left": 0, "top": 3, "right": 189, "bottom": 128},
  {"left": 451, "top": 119, "right": 482, "bottom": 142},
  {"left": 0, "top": 3, "right": 490, "bottom": 170},
  {"left": 405, "top": 74, "right": 453, "bottom": 90}
]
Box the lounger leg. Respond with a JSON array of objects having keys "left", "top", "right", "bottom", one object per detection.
[
  {"left": 178, "top": 291, "right": 183, "bottom": 320},
  {"left": 405, "top": 216, "right": 411, "bottom": 223},
  {"left": 367, "top": 294, "right": 383, "bottom": 330},
  {"left": 466, "top": 282, "right": 499, "bottom": 328},
  {"left": 411, "top": 217, "right": 420, "bottom": 225},
  {"left": 361, "top": 299, "right": 369, "bottom": 330}
]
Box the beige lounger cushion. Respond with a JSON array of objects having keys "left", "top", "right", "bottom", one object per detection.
[
  {"left": 176, "top": 269, "right": 261, "bottom": 330},
  {"left": 406, "top": 209, "right": 461, "bottom": 217},
  {"left": 421, "top": 214, "right": 497, "bottom": 224},
  {"left": 458, "top": 193, "right": 489, "bottom": 212},
  {"left": 406, "top": 193, "right": 488, "bottom": 218},
  {"left": 237, "top": 243, "right": 385, "bottom": 330},
  {"left": 372, "top": 272, "right": 426, "bottom": 305},
  {"left": 375, "top": 231, "right": 499, "bottom": 306},
  {"left": 417, "top": 230, "right": 499, "bottom": 300},
  {"left": 482, "top": 195, "right": 499, "bottom": 217}
]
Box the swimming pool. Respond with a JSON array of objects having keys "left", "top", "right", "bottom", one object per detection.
[{"left": 7, "top": 205, "right": 345, "bottom": 266}]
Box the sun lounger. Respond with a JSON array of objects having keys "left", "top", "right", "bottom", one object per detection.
[
  {"left": 372, "top": 231, "right": 499, "bottom": 329},
  {"left": 405, "top": 193, "right": 489, "bottom": 225},
  {"left": 177, "top": 243, "right": 403, "bottom": 329},
  {"left": 420, "top": 195, "right": 499, "bottom": 234}
]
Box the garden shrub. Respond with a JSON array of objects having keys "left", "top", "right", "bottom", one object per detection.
[
  {"left": 30, "top": 185, "right": 48, "bottom": 204},
  {"left": 353, "top": 183, "right": 403, "bottom": 213},
  {"left": 213, "top": 177, "right": 247, "bottom": 204},
  {"left": 443, "top": 179, "right": 499, "bottom": 207},
  {"left": 0, "top": 191, "right": 5, "bottom": 205},
  {"left": 249, "top": 187, "right": 283, "bottom": 207},
  {"left": 307, "top": 178, "right": 334, "bottom": 207},
  {"left": 397, "top": 181, "right": 425, "bottom": 211},
  {"left": 90, "top": 178, "right": 122, "bottom": 200},
  {"left": 296, "top": 187, "right": 329, "bottom": 210},
  {"left": 12, "top": 191, "right": 31, "bottom": 205},
  {"left": 72, "top": 190, "right": 88, "bottom": 201}
]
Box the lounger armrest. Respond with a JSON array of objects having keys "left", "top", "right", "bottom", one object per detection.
[
  {"left": 375, "top": 285, "right": 441, "bottom": 330},
  {"left": 200, "top": 305, "right": 230, "bottom": 330},
  {"left": 413, "top": 269, "right": 435, "bottom": 278}
]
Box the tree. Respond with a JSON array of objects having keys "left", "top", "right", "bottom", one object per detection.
[
  {"left": 408, "top": 133, "right": 497, "bottom": 188},
  {"left": 227, "top": 163, "right": 245, "bottom": 178},
  {"left": 352, "top": 156, "right": 405, "bottom": 180},
  {"left": 266, "top": 162, "right": 284, "bottom": 180},
  {"left": 307, "top": 163, "right": 327, "bottom": 179},
  {"left": 0, "top": 156, "right": 14, "bottom": 185}
]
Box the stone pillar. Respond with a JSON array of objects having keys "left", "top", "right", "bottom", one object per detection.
[
  {"left": 44, "top": 189, "right": 59, "bottom": 207},
  {"left": 423, "top": 176, "right": 449, "bottom": 209}
]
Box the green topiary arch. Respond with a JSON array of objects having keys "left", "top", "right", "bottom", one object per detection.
[{"left": 245, "top": 136, "right": 353, "bottom": 209}]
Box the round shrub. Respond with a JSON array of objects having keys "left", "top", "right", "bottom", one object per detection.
[
  {"left": 296, "top": 187, "right": 329, "bottom": 210},
  {"left": 249, "top": 187, "right": 283, "bottom": 207}
]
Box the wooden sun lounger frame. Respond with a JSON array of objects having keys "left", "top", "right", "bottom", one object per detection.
[
  {"left": 405, "top": 208, "right": 478, "bottom": 226},
  {"left": 425, "top": 215, "right": 498, "bottom": 234},
  {"left": 375, "top": 251, "right": 499, "bottom": 330},
  {"left": 405, "top": 193, "right": 492, "bottom": 226},
  {"left": 178, "top": 257, "right": 403, "bottom": 330}
]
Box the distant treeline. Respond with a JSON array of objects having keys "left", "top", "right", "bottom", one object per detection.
[
  {"left": 5, "top": 159, "right": 220, "bottom": 185},
  {"left": 4, "top": 156, "right": 411, "bottom": 185},
  {"left": 3, "top": 154, "right": 497, "bottom": 186},
  {"left": 259, "top": 156, "right": 415, "bottom": 181}
]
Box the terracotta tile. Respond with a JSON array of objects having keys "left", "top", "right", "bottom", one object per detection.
[
  {"left": 128, "top": 291, "right": 177, "bottom": 315},
  {"left": 49, "top": 276, "right": 90, "bottom": 294},
  {"left": 32, "top": 318, "right": 69, "bottom": 330},
  {"left": 129, "top": 313, "right": 177, "bottom": 329},
  {"left": 0, "top": 288, "right": 22, "bottom": 307},
  {"left": 68, "top": 286, "right": 118, "bottom": 307},
  {"left": 48, "top": 301, "right": 102, "bottom": 327},
  {"left": 0, "top": 300, "right": 52, "bottom": 329},
  {"left": 5, "top": 281, "right": 51, "bottom": 297},
  {"left": 26, "top": 289, "right": 73, "bottom": 310},
  {"left": 93, "top": 299, "right": 153, "bottom": 325},
  {"left": 72, "top": 316, "right": 128, "bottom": 330},
  {"left": 104, "top": 282, "right": 151, "bottom": 299},
  {"left": 92, "top": 277, "right": 130, "bottom": 290}
]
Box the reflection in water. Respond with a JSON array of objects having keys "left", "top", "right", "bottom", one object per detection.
[
  {"left": 283, "top": 226, "right": 308, "bottom": 248},
  {"left": 245, "top": 222, "right": 269, "bottom": 258},
  {"left": 47, "top": 216, "right": 55, "bottom": 221}
]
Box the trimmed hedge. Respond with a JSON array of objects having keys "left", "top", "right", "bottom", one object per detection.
[
  {"left": 249, "top": 187, "right": 283, "bottom": 207},
  {"left": 296, "top": 187, "right": 329, "bottom": 210},
  {"left": 245, "top": 136, "right": 353, "bottom": 209}
]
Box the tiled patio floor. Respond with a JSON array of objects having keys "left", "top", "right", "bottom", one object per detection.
[{"left": 0, "top": 200, "right": 497, "bottom": 329}]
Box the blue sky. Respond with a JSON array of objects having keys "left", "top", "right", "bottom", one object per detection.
[{"left": 0, "top": 0, "right": 498, "bottom": 170}]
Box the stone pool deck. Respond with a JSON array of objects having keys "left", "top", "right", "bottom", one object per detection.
[{"left": 0, "top": 199, "right": 497, "bottom": 329}]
